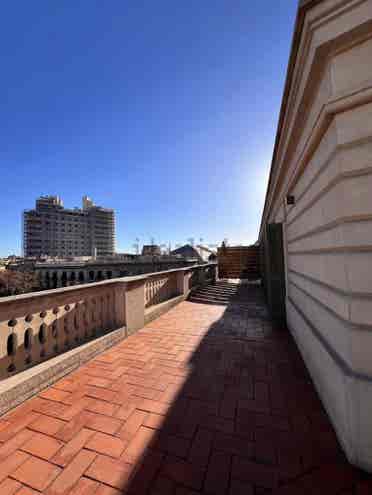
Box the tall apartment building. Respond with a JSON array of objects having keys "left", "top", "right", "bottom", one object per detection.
[{"left": 23, "top": 196, "right": 115, "bottom": 258}]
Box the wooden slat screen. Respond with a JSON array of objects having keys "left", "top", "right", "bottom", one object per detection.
[{"left": 217, "top": 246, "right": 260, "bottom": 279}]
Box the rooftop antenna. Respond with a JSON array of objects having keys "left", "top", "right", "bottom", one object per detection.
[{"left": 132, "top": 238, "right": 140, "bottom": 255}]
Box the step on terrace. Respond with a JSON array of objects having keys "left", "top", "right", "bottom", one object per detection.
[{"left": 0, "top": 281, "right": 370, "bottom": 494}]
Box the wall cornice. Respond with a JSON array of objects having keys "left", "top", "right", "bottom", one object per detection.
[{"left": 259, "top": 0, "right": 372, "bottom": 237}]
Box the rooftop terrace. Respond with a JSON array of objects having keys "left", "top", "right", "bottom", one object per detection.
[{"left": 0, "top": 281, "right": 370, "bottom": 494}]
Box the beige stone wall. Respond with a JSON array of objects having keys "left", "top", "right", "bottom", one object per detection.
[{"left": 260, "top": 0, "right": 372, "bottom": 471}]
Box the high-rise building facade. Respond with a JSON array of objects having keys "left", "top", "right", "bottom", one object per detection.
[{"left": 23, "top": 196, "right": 115, "bottom": 258}]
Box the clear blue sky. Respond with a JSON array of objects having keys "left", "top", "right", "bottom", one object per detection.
[{"left": 0, "top": 1, "right": 298, "bottom": 256}]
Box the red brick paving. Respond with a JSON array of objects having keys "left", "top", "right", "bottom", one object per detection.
[{"left": 0, "top": 281, "right": 371, "bottom": 493}]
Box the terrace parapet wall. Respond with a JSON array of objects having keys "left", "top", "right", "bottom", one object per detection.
[{"left": 0, "top": 264, "right": 216, "bottom": 384}]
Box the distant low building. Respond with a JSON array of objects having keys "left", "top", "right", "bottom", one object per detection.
[
  {"left": 171, "top": 244, "right": 203, "bottom": 263},
  {"left": 195, "top": 245, "right": 217, "bottom": 262},
  {"left": 141, "top": 245, "right": 161, "bottom": 256},
  {"left": 33, "top": 256, "right": 197, "bottom": 289}
]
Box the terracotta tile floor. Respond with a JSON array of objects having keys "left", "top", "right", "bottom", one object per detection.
[{"left": 0, "top": 281, "right": 371, "bottom": 494}]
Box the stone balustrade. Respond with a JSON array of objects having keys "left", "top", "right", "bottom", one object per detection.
[
  {"left": 145, "top": 272, "right": 179, "bottom": 308},
  {"left": 0, "top": 263, "right": 216, "bottom": 381}
]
